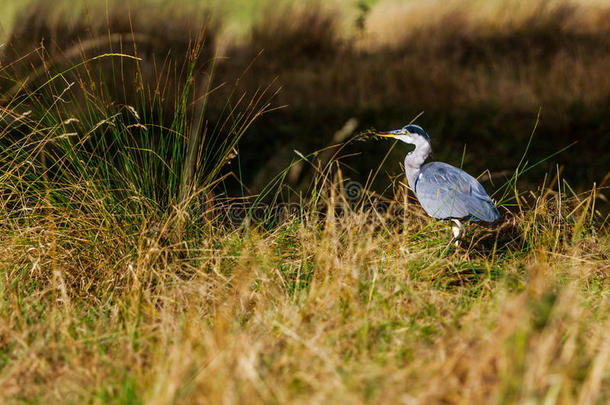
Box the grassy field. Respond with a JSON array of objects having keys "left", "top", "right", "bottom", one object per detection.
[
  {"left": 1, "top": 0, "right": 609, "bottom": 403},
  {"left": 1, "top": 156, "right": 608, "bottom": 403}
]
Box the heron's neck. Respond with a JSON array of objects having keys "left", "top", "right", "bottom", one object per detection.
[{"left": 404, "top": 140, "right": 431, "bottom": 189}]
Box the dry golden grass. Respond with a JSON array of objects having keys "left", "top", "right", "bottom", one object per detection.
[{"left": 0, "top": 171, "right": 608, "bottom": 403}]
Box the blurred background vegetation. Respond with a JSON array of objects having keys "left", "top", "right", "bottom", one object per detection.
[{"left": 1, "top": 0, "right": 609, "bottom": 198}]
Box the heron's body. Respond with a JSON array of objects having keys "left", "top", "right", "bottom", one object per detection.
[
  {"left": 377, "top": 124, "right": 499, "bottom": 245},
  {"left": 409, "top": 162, "right": 500, "bottom": 222}
]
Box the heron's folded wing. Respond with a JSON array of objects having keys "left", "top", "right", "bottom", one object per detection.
[{"left": 415, "top": 162, "right": 498, "bottom": 221}]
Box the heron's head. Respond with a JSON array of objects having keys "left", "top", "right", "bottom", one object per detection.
[{"left": 377, "top": 124, "right": 430, "bottom": 146}]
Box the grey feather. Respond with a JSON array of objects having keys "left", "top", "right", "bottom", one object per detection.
[{"left": 414, "top": 162, "right": 500, "bottom": 222}]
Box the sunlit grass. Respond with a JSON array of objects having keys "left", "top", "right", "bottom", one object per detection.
[{"left": 0, "top": 149, "right": 608, "bottom": 402}]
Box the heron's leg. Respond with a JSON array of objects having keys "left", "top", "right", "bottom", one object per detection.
[{"left": 450, "top": 219, "right": 464, "bottom": 247}]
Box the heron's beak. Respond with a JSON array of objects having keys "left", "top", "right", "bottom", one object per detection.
[{"left": 376, "top": 129, "right": 407, "bottom": 138}]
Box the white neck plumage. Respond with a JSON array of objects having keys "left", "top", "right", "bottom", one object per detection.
[{"left": 403, "top": 136, "right": 432, "bottom": 189}]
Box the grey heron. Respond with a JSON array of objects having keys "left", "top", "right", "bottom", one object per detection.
[{"left": 377, "top": 124, "right": 500, "bottom": 246}]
